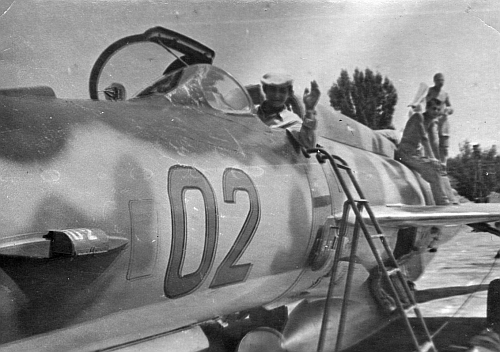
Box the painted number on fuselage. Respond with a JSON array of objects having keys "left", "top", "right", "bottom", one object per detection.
[
  {"left": 165, "top": 166, "right": 218, "bottom": 299},
  {"left": 209, "top": 168, "right": 260, "bottom": 288},
  {"left": 165, "top": 165, "right": 260, "bottom": 299}
]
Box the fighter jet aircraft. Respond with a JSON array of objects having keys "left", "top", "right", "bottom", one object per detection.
[{"left": 0, "top": 26, "right": 499, "bottom": 352}]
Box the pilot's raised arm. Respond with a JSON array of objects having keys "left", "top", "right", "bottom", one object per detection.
[{"left": 257, "top": 73, "right": 320, "bottom": 149}]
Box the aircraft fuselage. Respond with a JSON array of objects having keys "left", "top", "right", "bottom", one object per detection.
[{"left": 0, "top": 92, "right": 447, "bottom": 350}]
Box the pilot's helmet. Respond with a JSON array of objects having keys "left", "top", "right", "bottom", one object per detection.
[{"left": 260, "top": 72, "right": 294, "bottom": 87}]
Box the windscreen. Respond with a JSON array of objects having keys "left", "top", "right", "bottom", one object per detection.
[{"left": 136, "top": 64, "right": 253, "bottom": 114}]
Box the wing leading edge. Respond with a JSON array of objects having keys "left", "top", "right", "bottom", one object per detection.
[{"left": 353, "top": 203, "right": 500, "bottom": 228}]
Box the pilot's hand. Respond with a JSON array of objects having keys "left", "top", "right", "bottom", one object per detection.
[
  {"left": 303, "top": 80, "right": 320, "bottom": 111},
  {"left": 444, "top": 107, "right": 454, "bottom": 115}
]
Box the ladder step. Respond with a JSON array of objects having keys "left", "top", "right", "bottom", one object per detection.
[
  {"left": 418, "top": 340, "right": 436, "bottom": 352},
  {"left": 353, "top": 199, "right": 368, "bottom": 203},
  {"left": 386, "top": 267, "right": 400, "bottom": 276},
  {"left": 404, "top": 304, "right": 417, "bottom": 313},
  {"left": 370, "top": 234, "right": 385, "bottom": 239}
]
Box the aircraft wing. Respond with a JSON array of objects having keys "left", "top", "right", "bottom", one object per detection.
[{"left": 362, "top": 203, "right": 500, "bottom": 228}]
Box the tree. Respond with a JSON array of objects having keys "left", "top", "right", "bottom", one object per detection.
[
  {"left": 447, "top": 141, "right": 500, "bottom": 201},
  {"left": 328, "top": 68, "right": 398, "bottom": 130}
]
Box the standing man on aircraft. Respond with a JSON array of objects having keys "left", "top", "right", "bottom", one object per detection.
[
  {"left": 397, "top": 98, "right": 452, "bottom": 205},
  {"left": 426, "top": 73, "right": 454, "bottom": 169},
  {"left": 257, "top": 72, "right": 320, "bottom": 149}
]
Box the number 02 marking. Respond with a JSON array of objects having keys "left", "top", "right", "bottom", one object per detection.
[
  {"left": 209, "top": 168, "right": 260, "bottom": 288},
  {"left": 164, "top": 166, "right": 260, "bottom": 298}
]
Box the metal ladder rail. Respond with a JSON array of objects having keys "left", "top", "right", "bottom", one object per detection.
[
  {"left": 334, "top": 200, "right": 367, "bottom": 352},
  {"left": 309, "top": 148, "right": 437, "bottom": 352},
  {"left": 336, "top": 152, "right": 437, "bottom": 352},
  {"left": 317, "top": 201, "right": 362, "bottom": 352},
  {"left": 314, "top": 149, "right": 434, "bottom": 352},
  {"left": 331, "top": 153, "right": 437, "bottom": 352},
  {"left": 314, "top": 153, "right": 392, "bottom": 352},
  {"left": 314, "top": 153, "right": 394, "bottom": 352},
  {"left": 338, "top": 155, "right": 437, "bottom": 349}
]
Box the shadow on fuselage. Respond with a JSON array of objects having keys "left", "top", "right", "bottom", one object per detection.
[{"left": 0, "top": 154, "right": 158, "bottom": 343}]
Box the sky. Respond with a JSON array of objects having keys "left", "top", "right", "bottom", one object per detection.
[{"left": 0, "top": 0, "right": 499, "bottom": 157}]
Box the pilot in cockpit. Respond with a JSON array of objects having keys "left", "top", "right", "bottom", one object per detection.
[{"left": 257, "top": 73, "right": 320, "bottom": 149}]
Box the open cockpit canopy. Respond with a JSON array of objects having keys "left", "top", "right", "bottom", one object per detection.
[{"left": 89, "top": 26, "right": 253, "bottom": 114}]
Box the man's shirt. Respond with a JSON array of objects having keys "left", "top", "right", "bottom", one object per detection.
[
  {"left": 257, "top": 101, "right": 316, "bottom": 149},
  {"left": 399, "top": 112, "right": 439, "bottom": 156},
  {"left": 257, "top": 103, "right": 303, "bottom": 129}
]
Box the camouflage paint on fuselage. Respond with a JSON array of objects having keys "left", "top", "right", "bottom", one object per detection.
[{"left": 0, "top": 65, "right": 439, "bottom": 350}]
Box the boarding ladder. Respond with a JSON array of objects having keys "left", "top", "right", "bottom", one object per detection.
[{"left": 307, "top": 148, "right": 438, "bottom": 352}]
